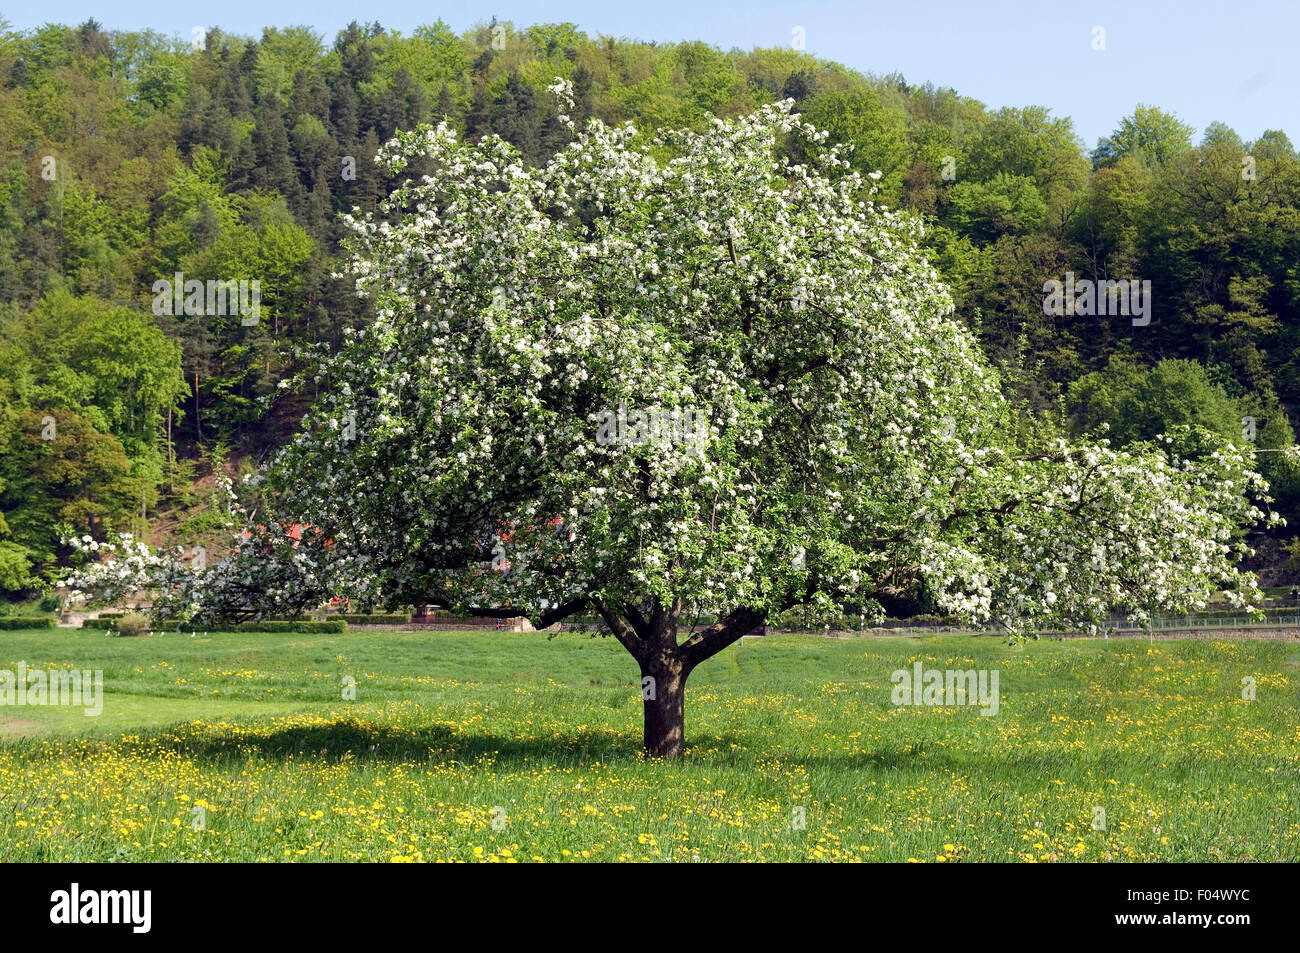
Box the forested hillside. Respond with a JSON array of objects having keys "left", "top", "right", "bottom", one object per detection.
[{"left": 3, "top": 16, "right": 1299, "bottom": 598}]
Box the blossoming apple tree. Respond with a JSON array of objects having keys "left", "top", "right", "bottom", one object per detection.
[{"left": 68, "top": 86, "right": 1282, "bottom": 758}]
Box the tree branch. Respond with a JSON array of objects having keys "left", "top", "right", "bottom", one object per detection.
[
  {"left": 594, "top": 599, "right": 648, "bottom": 661},
  {"left": 678, "top": 606, "right": 766, "bottom": 668},
  {"left": 460, "top": 597, "right": 590, "bottom": 630}
]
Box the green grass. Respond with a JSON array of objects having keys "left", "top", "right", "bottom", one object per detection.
[{"left": 0, "top": 627, "right": 1296, "bottom": 862}]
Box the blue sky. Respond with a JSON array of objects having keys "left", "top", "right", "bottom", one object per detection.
[{"left": 4, "top": 0, "right": 1296, "bottom": 148}]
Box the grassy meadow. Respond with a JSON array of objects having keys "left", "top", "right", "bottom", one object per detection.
[{"left": 0, "top": 627, "right": 1296, "bottom": 862}]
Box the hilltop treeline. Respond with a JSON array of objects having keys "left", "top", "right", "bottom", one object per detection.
[{"left": 2, "top": 16, "right": 1299, "bottom": 593}]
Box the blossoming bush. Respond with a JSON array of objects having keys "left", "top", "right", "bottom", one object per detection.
[
  {"left": 116, "top": 612, "right": 149, "bottom": 637},
  {"left": 62, "top": 474, "right": 343, "bottom": 626},
  {"left": 65, "top": 85, "right": 1287, "bottom": 757}
]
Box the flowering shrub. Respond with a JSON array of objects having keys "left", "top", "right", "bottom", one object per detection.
[{"left": 116, "top": 613, "right": 149, "bottom": 637}]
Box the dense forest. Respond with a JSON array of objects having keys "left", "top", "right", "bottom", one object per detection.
[{"left": 3, "top": 16, "right": 1300, "bottom": 600}]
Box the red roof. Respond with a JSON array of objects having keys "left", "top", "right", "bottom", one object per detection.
[{"left": 240, "top": 524, "right": 334, "bottom": 547}]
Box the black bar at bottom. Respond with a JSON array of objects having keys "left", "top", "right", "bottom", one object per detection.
[{"left": 0, "top": 861, "right": 1278, "bottom": 940}]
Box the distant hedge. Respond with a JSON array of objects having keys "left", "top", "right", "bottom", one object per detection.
[
  {"left": 81, "top": 619, "right": 347, "bottom": 634},
  {"left": 0, "top": 617, "right": 54, "bottom": 630},
  {"left": 80, "top": 614, "right": 126, "bottom": 630},
  {"left": 340, "top": 614, "right": 409, "bottom": 624},
  {"left": 233, "top": 621, "right": 346, "bottom": 633}
]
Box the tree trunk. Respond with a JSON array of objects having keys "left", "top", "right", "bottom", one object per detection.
[
  {"left": 641, "top": 657, "right": 688, "bottom": 759},
  {"left": 167, "top": 408, "right": 173, "bottom": 494},
  {"left": 596, "top": 598, "right": 760, "bottom": 761}
]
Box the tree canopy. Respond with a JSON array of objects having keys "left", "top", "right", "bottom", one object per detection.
[{"left": 4, "top": 15, "right": 1300, "bottom": 614}]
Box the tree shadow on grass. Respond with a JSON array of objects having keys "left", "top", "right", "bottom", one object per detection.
[
  {"left": 127, "top": 720, "right": 805, "bottom": 769},
  {"left": 114, "top": 717, "right": 1086, "bottom": 774},
  {"left": 128, "top": 719, "right": 651, "bottom": 766},
  {"left": 120, "top": 720, "right": 1047, "bottom": 775}
]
